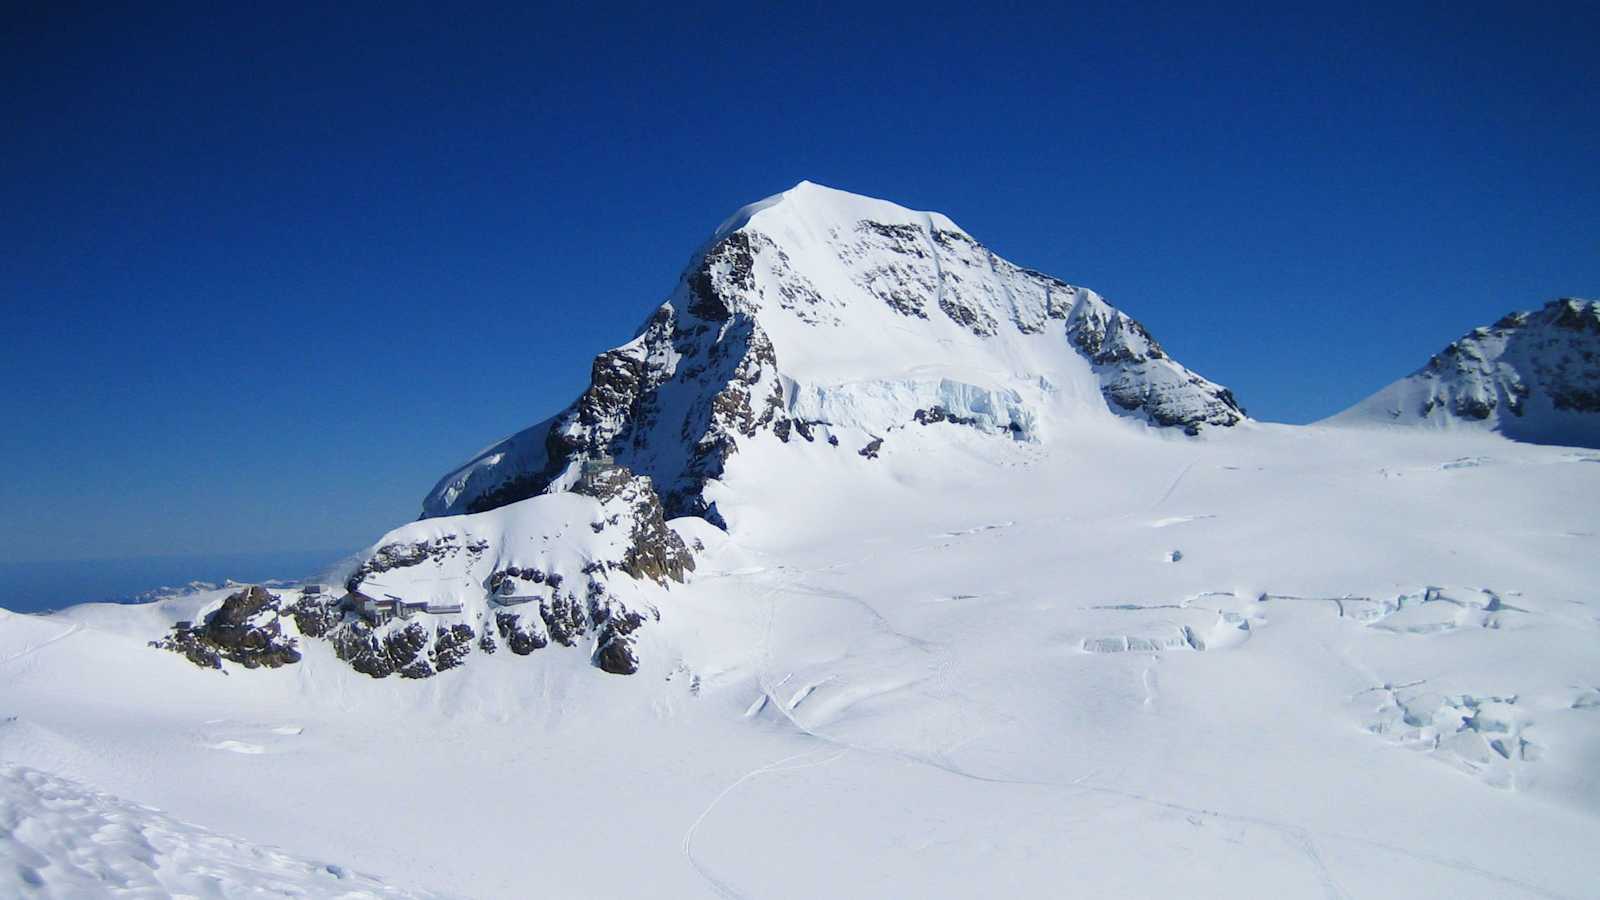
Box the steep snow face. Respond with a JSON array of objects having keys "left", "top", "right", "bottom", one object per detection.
[
  {"left": 423, "top": 181, "right": 1245, "bottom": 521},
  {"left": 1331, "top": 298, "right": 1600, "bottom": 448}
]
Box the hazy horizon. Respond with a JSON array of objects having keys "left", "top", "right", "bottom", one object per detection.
[{"left": 0, "top": 548, "right": 353, "bottom": 614}]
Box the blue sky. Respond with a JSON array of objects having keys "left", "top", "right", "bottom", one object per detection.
[{"left": 2, "top": 2, "right": 1596, "bottom": 568}]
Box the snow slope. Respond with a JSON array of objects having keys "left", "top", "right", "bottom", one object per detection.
[
  {"left": 3, "top": 424, "right": 1599, "bottom": 898},
  {"left": 0, "top": 763, "right": 446, "bottom": 898},
  {"left": 1331, "top": 297, "right": 1600, "bottom": 448},
  {"left": 3, "top": 186, "right": 1599, "bottom": 898}
]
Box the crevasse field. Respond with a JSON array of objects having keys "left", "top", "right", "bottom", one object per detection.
[{"left": 3, "top": 423, "right": 1598, "bottom": 898}]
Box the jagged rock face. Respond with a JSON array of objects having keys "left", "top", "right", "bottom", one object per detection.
[
  {"left": 299, "top": 468, "right": 688, "bottom": 679},
  {"left": 345, "top": 534, "right": 490, "bottom": 592},
  {"left": 152, "top": 586, "right": 301, "bottom": 671},
  {"left": 156, "top": 469, "right": 691, "bottom": 678},
  {"left": 421, "top": 181, "right": 1246, "bottom": 522},
  {"left": 1332, "top": 298, "right": 1600, "bottom": 448},
  {"left": 572, "top": 465, "right": 696, "bottom": 584},
  {"left": 1065, "top": 294, "right": 1244, "bottom": 434}
]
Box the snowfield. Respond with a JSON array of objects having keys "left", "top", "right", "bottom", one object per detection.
[
  {"left": 2, "top": 184, "right": 1597, "bottom": 897},
  {"left": 0, "top": 763, "right": 447, "bottom": 898},
  {"left": 3, "top": 422, "right": 1598, "bottom": 898}
]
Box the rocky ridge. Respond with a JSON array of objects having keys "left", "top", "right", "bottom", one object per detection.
[
  {"left": 151, "top": 586, "right": 302, "bottom": 670},
  {"left": 160, "top": 466, "right": 693, "bottom": 678},
  {"left": 1332, "top": 297, "right": 1600, "bottom": 447}
]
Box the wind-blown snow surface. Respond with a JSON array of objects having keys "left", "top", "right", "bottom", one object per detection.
[
  {"left": 0, "top": 763, "right": 446, "bottom": 898},
  {"left": 5, "top": 421, "right": 1600, "bottom": 898}
]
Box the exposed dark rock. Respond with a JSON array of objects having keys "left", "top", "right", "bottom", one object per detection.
[
  {"left": 430, "top": 624, "right": 475, "bottom": 671},
  {"left": 1067, "top": 298, "right": 1244, "bottom": 432},
  {"left": 937, "top": 296, "right": 998, "bottom": 336},
  {"left": 1379, "top": 298, "right": 1600, "bottom": 444},
  {"left": 1452, "top": 394, "right": 1496, "bottom": 420},
  {"left": 330, "top": 621, "right": 431, "bottom": 680},
  {"left": 495, "top": 611, "right": 548, "bottom": 655},
  {"left": 151, "top": 586, "right": 301, "bottom": 671},
  {"left": 284, "top": 594, "right": 341, "bottom": 639},
  {"left": 543, "top": 595, "right": 585, "bottom": 647},
  {"left": 572, "top": 465, "right": 695, "bottom": 584},
  {"left": 914, "top": 406, "right": 979, "bottom": 427},
  {"left": 398, "top": 658, "right": 435, "bottom": 679},
  {"left": 593, "top": 634, "right": 638, "bottom": 675},
  {"left": 346, "top": 535, "right": 486, "bottom": 591},
  {"left": 859, "top": 437, "right": 883, "bottom": 459}
]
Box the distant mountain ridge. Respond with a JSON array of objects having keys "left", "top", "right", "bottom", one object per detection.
[{"left": 1331, "top": 297, "right": 1600, "bottom": 448}]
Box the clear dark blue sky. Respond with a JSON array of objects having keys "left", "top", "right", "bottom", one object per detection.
[{"left": 2, "top": 2, "right": 1596, "bottom": 568}]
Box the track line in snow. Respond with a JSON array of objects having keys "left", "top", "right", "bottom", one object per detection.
[
  {"left": 681, "top": 748, "right": 849, "bottom": 900},
  {"left": 1149, "top": 513, "right": 1216, "bottom": 528},
  {"left": 1151, "top": 460, "right": 1197, "bottom": 509},
  {"left": 0, "top": 624, "right": 82, "bottom": 667}
]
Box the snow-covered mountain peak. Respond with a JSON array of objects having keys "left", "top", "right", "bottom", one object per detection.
[
  {"left": 1330, "top": 297, "right": 1600, "bottom": 447},
  {"left": 423, "top": 185, "right": 1246, "bottom": 519},
  {"left": 176, "top": 185, "right": 1247, "bottom": 683},
  {"left": 711, "top": 180, "right": 968, "bottom": 247}
]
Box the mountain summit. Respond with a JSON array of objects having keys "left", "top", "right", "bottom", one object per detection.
[
  {"left": 1331, "top": 297, "right": 1600, "bottom": 447},
  {"left": 423, "top": 181, "right": 1245, "bottom": 524},
  {"left": 185, "top": 182, "right": 1247, "bottom": 681}
]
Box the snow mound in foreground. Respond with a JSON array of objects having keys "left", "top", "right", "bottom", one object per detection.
[{"left": 0, "top": 763, "right": 446, "bottom": 898}]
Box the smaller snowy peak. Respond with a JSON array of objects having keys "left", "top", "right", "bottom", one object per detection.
[
  {"left": 154, "top": 463, "right": 696, "bottom": 680},
  {"left": 1331, "top": 298, "right": 1600, "bottom": 447}
]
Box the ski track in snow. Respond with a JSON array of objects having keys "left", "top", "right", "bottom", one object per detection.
[
  {"left": 1151, "top": 460, "right": 1197, "bottom": 509},
  {"left": 0, "top": 625, "right": 82, "bottom": 667},
  {"left": 680, "top": 748, "right": 850, "bottom": 900}
]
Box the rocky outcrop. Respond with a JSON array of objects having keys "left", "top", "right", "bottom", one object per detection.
[
  {"left": 1066, "top": 295, "right": 1245, "bottom": 434},
  {"left": 572, "top": 465, "right": 696, "bottom": 584},
  {"left": 345, "top": 535, "right": 489, "bottom": 593},
  {"left": 329, "top": 620, "right": 433, "bottom": 679},
  {"left": 152, "top": 586, "right": 301, "bottom": 671},
  {"left": 1332, "top": 298, "right": 1600, "bottom": 447},
  {"left": 287, "top": 460, "right": 694, "bottom": 680}
]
